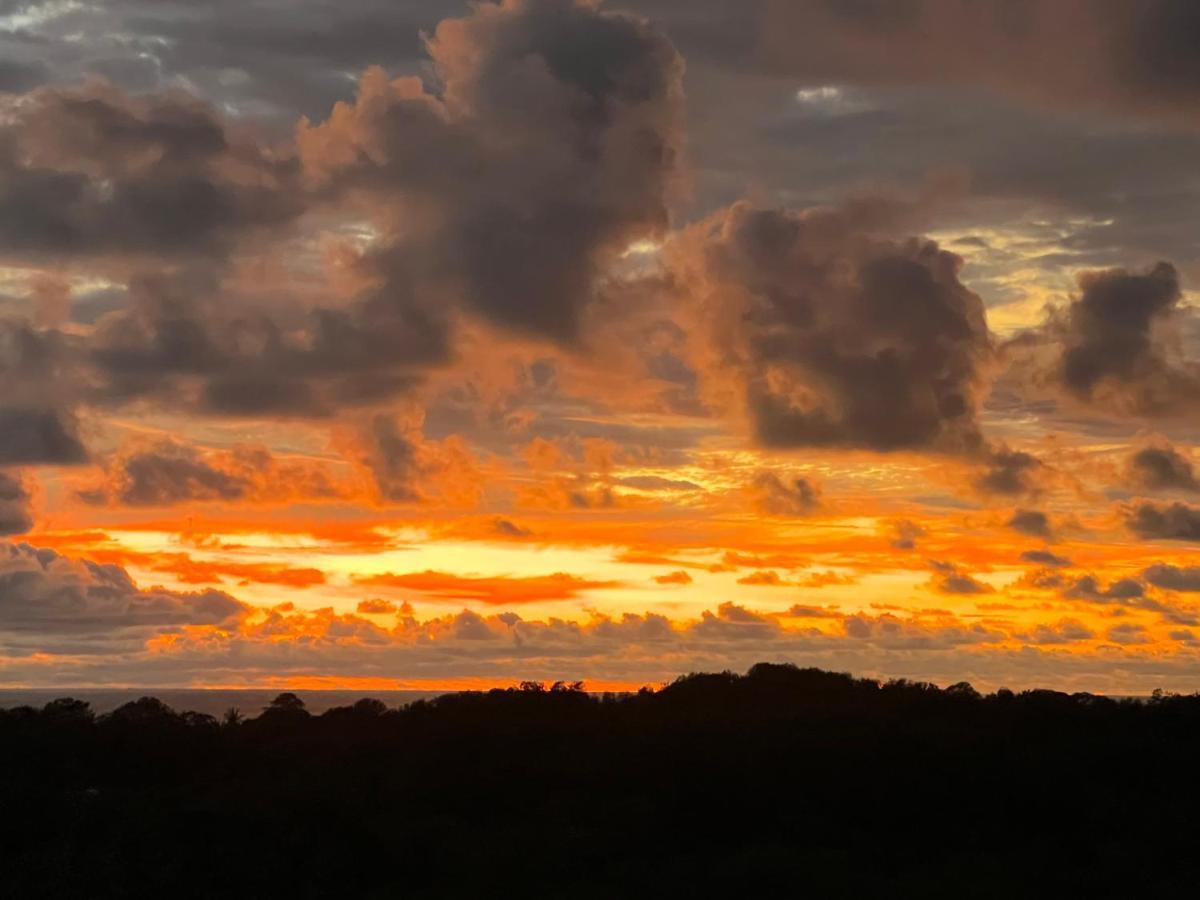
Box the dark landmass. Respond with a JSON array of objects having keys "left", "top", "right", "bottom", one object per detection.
[{"left": 3, "top": 663, "right": 1199, "bottom": 898}]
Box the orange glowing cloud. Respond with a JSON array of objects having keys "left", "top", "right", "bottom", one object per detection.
[{"left": 354, "top": 570, "right": 620, "bottom": 603}]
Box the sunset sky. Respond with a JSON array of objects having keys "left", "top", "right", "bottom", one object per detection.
[{"left": 2, "top": 0, "right": 1200, "bottom": 692}]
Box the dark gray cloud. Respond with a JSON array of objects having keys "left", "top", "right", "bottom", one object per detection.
[
  {"left": 13, "top": 2, "right": 1200, "bottom": 129},
  {"left": 1056, "top": 570, "right": 1198, "bottom": 625},
  {"left": 1007, "top": 508, "right": 1050, "bottom": 538},
  {"left": 0, "top": 471, "right": 32, "bottom": 535},
  {"left": 1064, "top": 575, "right": 1145, "bottom": 603},
  {"left": 1125, "top": 500, "right": 1200, "bottom": 542},
  {"left": 0, "top": 320, "right": 86, "bottom": 465},
  {"left": 0, "top": 58, "right": 46, "bottom": 93},
  {"left": 1128, "top": 443, "right": 1198, "bottom": 492},
  {"left": 86, "top": 268, "right": 447, "bottom": 417},
  {"left": 677, "top": 202, "right": 992, "bottom": 453},
  {"left": 670, "top": 0, "right": 1200, "bottom": 125},
  {"left": 1057, "top": 263, "right": 1193, "bottom": 408},
  {"left": 299, "top": 0, "right": 685, "bottom": 344},
  {"left": 929, "top": 560, "right": 992, "bottom": 595},
  {"left": 0, "top": 78, "right": 375, "bottom": 427},
  {"left": 0, "top": 542, "right": 245, "bottom": 637},
  {"left": 1142, "top": 564, "right": 1200, "bottom": 592},
  {"left": 976, "top": 447, "right": 1041, "bottom": 496},
  {"left": 1015, "top": 262, "right": 1200, "bottom": 417},
  {"left": 79, "top": 439, "right": 344, "bottom": 508},
  {"left": 0, "top": 1, "right": 454, "bottom": 126},
  {"left": 1121, "top": 0, "right": 1200, "bottom": 109},
  {"left": 1020, "top": 550, "right": 1071, "bottom": 568},
  {"left": 8, "top": 1, "right": 1200, "bottom": 287},
  {"left": 80, "top": 442, "right": 247, "bottom": 507},
  {"left": 0, "top": 409, "right": 86, "bottom": 466},
  {"left": 0, "top": 81, "right": 303, "bottom": 262},
  {"left": 55, "top": 0, "right": 686, "bottom": 422}
]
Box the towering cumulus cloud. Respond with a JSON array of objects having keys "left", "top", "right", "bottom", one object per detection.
[
  {"left": 1015, "top": 262, "right": 1200, "bottom": 416},
  {"left": 668, "top": 202, "right": 992, "bottom": 452},
  {"left": 57, "top": 0, "right": 686, "bottom": 425},
  {"left": 298, "top": 0, "right": 684, "bottom": 342}
]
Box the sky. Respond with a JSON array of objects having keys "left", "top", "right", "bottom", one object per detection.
[{"left": 2, "top": 0, "right": 1200, "bottom": 693}]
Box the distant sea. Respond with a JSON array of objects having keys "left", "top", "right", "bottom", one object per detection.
[{"left": 0, "top": 689, "right": 447, "bottom": 716}]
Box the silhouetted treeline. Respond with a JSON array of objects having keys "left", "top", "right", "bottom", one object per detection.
[{"left": 3, "top": 664, "right": 1200, "bottom": 898}]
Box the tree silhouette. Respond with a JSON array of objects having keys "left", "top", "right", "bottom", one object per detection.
[
  {"left": 3, "top": 663, "right": 1200, "bottom": 898},
  {"left": 265, "top": 692, "right": 307, "bottom": 713}
]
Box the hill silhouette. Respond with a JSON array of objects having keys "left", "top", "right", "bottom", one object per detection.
[{"left": 3, "top": 663, "right": 1199, "bottom": 898}]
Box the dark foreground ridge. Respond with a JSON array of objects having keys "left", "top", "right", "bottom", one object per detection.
[{"left": 4, "top": 664, "right": 1200, "bottom": 898}]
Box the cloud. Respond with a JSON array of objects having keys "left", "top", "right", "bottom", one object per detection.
[
  {"left": 356, "top": 599, "right": 400, "bottom": 615},
  {"left": 748, "top": 471, "right": 821, "bottom": 516},
  {"left": 147, "top": 556, "right": 327, "bottom": 589},
  {"left": 888, "top": 519, "right": 925, "bottom": 550},
  {"left": 975, "top": 447, "right": 1042, "bottom": 496},
  {"left": 1106, "top": 623, "right": 1150, "bottom": 645},
  {"left": 86, "top": 267, "right": 447, "bottom": 418},
  {"left": 5, "top": 43, "right": 690, "bottom": 427},
  {"left": 654, "top": 570, "right": 692, "bottom": 585},
  {"left": 1020, "top": 550, "right": 1072, "bottom": 568},
  {"left": 721, "top": 0, "right": 1200, "bottom": 127},
  {"left": 0, "top": 320, "right": 86, "bottom": 465},
  {"left": 0, "top": 543, "right": 245, "bottom": 638},
  {"left": 1124, "top": 501, "right": 1200, "bottom": 542},
  {"left": 670, "top": 202, "right": 992, "bottom": 453},
  {"left": 0, "top": 58, "right": 45, "bottom": 93},
  {"left": 737, "top": 571, "right": 785, "bottom": 587},
  {"left": 797, "top": 571, "right": 855, "bottom": 589},
  {"left": 928, "top": 560, "right": 993, "bottom": 595},
  {"left": 353, "top": 570, "right": 618, "bottom": 604},
  {"left": 0, "top": 408, "right": 87, "bottom": 466},
  {"left": 491, "top": 518, "right": 532, "bottom": 538},
  {"left": 297, "top": 0, "right": 685, "bottom": 343},
  {"left": 0, "top": 471, "right": 32, "bottom": 535},
  {"left": 1141, "top": 565, "right": 1200, "bottom": 592},
  {"left": 1014, "top": 262, "right": 1200, "bottom": 417},
  {"left": 691, "top": 601, "right": 781, "bottom": 641},
  {"left": 336, "top": 412, "right": 483, "bottom": 506},
  {"left": 619, "top": 475, "right": 702, "bottom": 491},
  {"left": 1127, "top": 443, "right": 1198, "bottom": 492},
  {"left": 0, "top": 80, "right": 302, "bottom": 261},
  {"left": 840, "top": 611, "right": 1003, "bottom": 648},
  {"left": 78, "top": 438, "right": 344, "bottom": 507},
  {"left": 1059, "top": 571, "right": 1198, "bottom": 626},
  {"left": 0, "top": 549, "right": 1189, "bottom": 692},
  {"left": 343, "top": 414, "right": 424, "bottom": 504},
  {"left": 1023, "top": 619, "right": 1094, "bottom": 645},
  {"left": 1064, "top": 575, "right": 1145, "bottom": 603},
  {"left": 1007, "top": 509, "right": 1052, "bottom": 539}
]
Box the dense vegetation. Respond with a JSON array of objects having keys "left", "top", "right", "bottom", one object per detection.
[{"left": 3, "top": 664, "right": 1199, "bottom": 898}]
